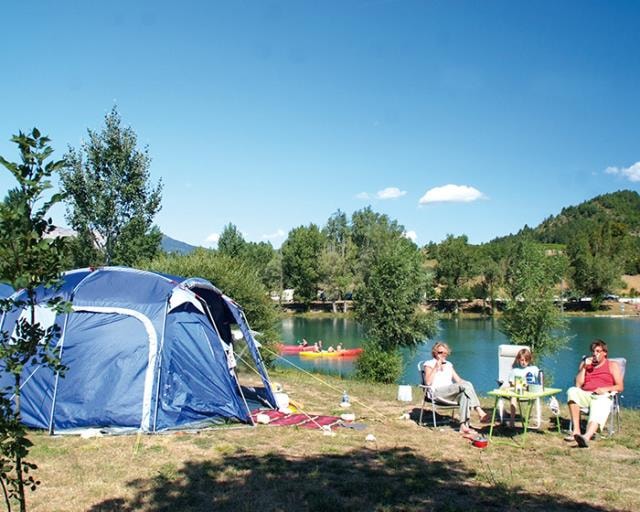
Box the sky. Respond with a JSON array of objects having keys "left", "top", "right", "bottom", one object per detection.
[{"left": 2, "top": 1, "right": 639, "bottom": 249}]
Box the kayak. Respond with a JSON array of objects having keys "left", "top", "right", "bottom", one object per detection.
[
  {"left": 299, "top": 348, "right": 364, "bottom": 358},
  {"left": 277, "top": 344, "right": 316, "bottom": 354}
]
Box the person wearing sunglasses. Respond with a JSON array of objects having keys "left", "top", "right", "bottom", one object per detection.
[{"left": 423, "top": 341, "right": 490, "bottom": 435}]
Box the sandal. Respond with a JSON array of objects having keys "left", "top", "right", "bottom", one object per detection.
[
  {"left": 574, "top": 434, "right": 589, "bottom": 448},
  {"left": 564, "top": 434, "right": 578, "bottom": 442},
  {"left": 479, "top": 414, "right": 492, "bottom": 424}
]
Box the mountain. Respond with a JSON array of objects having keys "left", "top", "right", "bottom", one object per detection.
[
  {"left": 533, "top": 190, "right": 640, "bottom": 244},
  {"left": 161, "top": 234, "right": 199, "bottom": 254},
  {"left": 490, "top": 190, "right": 640, "bottom": 245}
]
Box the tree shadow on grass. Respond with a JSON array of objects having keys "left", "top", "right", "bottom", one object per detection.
[{"left": 89, "top": 446, "right": 613, "bottom": 512}]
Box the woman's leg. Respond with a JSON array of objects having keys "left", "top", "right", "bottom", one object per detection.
[
  {"left": 431, "top": 384, "right": 469, "bottom": 430},
  {"left": 458, "top": 380, "right": 487, "bottom": 421}
]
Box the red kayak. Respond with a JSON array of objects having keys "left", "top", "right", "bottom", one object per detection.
[
  {"left": 337, "top": 348, "right": 364, "bottom": 357},
  {"left": 277, "top": 344, "right": 316, "bottom": 354}
]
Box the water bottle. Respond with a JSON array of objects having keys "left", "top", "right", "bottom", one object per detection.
[
  {"left": 538, "top": 370, "right": 544, "bottom": 390},
  {"left": 342, "top": 390, "right": 350, "bottom": 405}
]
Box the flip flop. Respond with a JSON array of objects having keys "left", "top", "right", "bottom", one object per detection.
[
  {"left": 479, "top": 414, "right": 492, "bottom": 423},
  {"left": 564, "top": 434, "right": 578, "bottom": 442},
  {"left": 574, "top": 434, "right": 589, "bottom": 448}
]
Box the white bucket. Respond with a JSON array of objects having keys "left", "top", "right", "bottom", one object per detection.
[
  {"left": 397, "top": 385, "right": 413, "bottom": 402},
  {"left": 274, "top": 392, "right": 289, "bottom": 410}
]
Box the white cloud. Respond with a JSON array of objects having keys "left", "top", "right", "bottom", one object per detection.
[
  {"left": 403, "top": 230, "right": 417, "bottom": 242},
  {"left": 605, "top": 162, "right": 640, "bottom": 182},
  {"left": 205, "top": 232, "right": 219, "bottom": 247},
  {"left": 419, "top": 184, "right": 486, "bottom": 205},
  {"left": 376, "top": 187, "right": 407, "bottom": 200},
  {"left": 356, "top": 192, "right": 370, "bottom": 200},
  {"left": 262, "top": 229, "right": 286, "bottom": 240}
]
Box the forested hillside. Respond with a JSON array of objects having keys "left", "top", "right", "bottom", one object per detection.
[
  {"left": 534, "top": 190, "right": 640, "bottom": 243},
  {"left": 488, "top": 190, "right": 640, "bottom": 275}
]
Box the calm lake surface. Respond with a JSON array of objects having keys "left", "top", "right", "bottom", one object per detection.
[{"left": 278, "top": 316, "right": 639, "bottom": 407}]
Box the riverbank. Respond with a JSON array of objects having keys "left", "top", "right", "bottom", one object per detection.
[
  {"left": 25, "top": 369, "right": 640, "bottom": 511},
  {"left": 279, "top": 298, "right": 640, "bottom": 319}
]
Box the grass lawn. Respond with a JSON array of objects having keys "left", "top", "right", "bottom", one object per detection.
[{"left": 23, "top": 369, "right": 640, "bottom": 512}]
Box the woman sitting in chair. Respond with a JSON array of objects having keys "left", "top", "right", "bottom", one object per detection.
[{"left": 423, "top": 342, "right": 490, "bottom": 435}]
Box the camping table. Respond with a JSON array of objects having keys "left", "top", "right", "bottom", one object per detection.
[{"left": 487, "top": 387, "right": 562, "bottom": 444}]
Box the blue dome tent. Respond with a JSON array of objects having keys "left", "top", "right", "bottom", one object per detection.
[
  {"left": 0, "top": 283, "right": 13, "bottom": 298},
  {"left": 0, "top": 267, "right": 276, "bottom": 433}
]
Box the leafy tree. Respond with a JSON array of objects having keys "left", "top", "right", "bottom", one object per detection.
[
  {"left": 144, "top": 248, "right": 280, "bottom": 366},
  {"left": 244, "top": 241, "right": 278, "bottom": 289},
  {"left": 217, "top": 223, "right": 247, "bottom": 259},
  {"left": 351, "top": 208, "right": 437, "bottom": 382},
  {"left": 60, "top": 106, "right": 162, "bottom": 267},
  {"left": 500, "top": 239, "right": 568, "bottom": 356},
  {"left": 281, "top": 224, "right": 325, "bottom": 305},
  {"left": 474, "top": 248, "right": 504, "bottom": 315},
  {"left": 355, "top": 235, "right": 437, "bottom": 351},
  {"left": 262, "top": 250, "right": 284, "bottom": 298},
  {"left": 351, "top": 206, "right": 404, "bottom": 263},
  {"left": 320, "top": 210, "right": 356, "bottom": 312},
  {"left": 435, "top": 235, "right": 478, "bottom": 312},
  {"left": 567, "top": 221, "right": 625, "bottom": 308},
  {"left": 318, "top": 248, "right": 354, "bottom": 312},
  {"left": 324, "top": 209, "right": 350, "bottom": 258},
  {"left": 0, "top": 129, "right": 68, "bottom": 511}
]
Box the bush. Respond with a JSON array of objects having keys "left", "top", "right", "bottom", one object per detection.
[{"left": 355, "top": 341, "right": 403, "bottom": 383}]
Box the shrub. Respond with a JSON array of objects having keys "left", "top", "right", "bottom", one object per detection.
[{"left": 355, "top": 341, "right": 403, "bottom": 384}]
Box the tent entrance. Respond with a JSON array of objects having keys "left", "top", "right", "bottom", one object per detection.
[{"left": 52, "top": 311, "right": 149, "bottom": 431}]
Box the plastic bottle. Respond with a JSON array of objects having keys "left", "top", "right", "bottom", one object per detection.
[
  {"left": 538, "top": 370, "right": 544, "bottom": 390},
  {"left": 342, "top": 390, "right": 350, "bottom": 405}
]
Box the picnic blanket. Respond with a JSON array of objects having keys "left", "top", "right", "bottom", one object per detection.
[{"left": 251, "top": 409, "right": 343, "bottom": 430}]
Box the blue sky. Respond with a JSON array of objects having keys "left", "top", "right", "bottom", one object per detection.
[{"left": 2, "top": 1, "right": 639, "bottom": 248}]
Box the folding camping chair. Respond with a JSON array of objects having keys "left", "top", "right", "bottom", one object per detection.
[
  {"left": 569, "top": 357, "right": 626, "bottom": 437},
  {"left": 497, "top": 344, "right": 542, "bottom": 428},
  {"left": 417, "top": 360, "right": 458, "bottom": 427}
]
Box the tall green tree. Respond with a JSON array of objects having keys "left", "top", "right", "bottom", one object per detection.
[
  {"left": 324, "top": 209, "right": 350, "bottom": 258},
  {"left": 435, "top": 234, "right": 478, "bottom": 312},
  {"left": 320, "top": 210, "right": 355, "bottom": 312},
  {"left": 60, "top": 106, "right": 163, "bottom": 267},
  {"left": 351, "top": 208, "right": 437, "bottom": 383},
  {"left": 217, "top": 223, "right": 247, "bottom": 259},
  {"left": 500, "top": 239, "right": 568, "bottom": 356},
  {"left": 567, "top": 221, "right": 625, "bottom": 308},
  {"left": 0, "top": 129, "right": 68, "bottom": 512},
  {"left": 281, "top": 224, "right": 325, "bottom": 305},
  {"left": 474, "top": 247, "right": 504, "bottom": 315},
  {"left": 318, "top": 248, "right": 354, "bottom": 312}
]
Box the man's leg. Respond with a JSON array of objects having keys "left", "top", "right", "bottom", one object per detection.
[
  {"left": 568, "top": 401, "right": 582, "bottom": 435},
  {"left": 567, "top": 386, "right": 590, "bottom": 436}
]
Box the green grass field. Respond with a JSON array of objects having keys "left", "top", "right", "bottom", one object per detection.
[{"left": 21, "top": 369, "right": 640, "bottom": 511}]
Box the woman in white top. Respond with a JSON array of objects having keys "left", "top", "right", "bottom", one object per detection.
[{"left": 423, "top": 341, "right": 489, "bottom": 434}]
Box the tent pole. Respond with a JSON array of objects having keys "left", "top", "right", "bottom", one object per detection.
[
  {"left": 48, "top": 313, "right": 70, "bottom": 435},
  {"left": 151, "top": 301, "right": 170, "bottom": 433}
]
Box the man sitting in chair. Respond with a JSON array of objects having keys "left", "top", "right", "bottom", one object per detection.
[
  {"left": 423, "top": 342, "right": 490, "bottom": 435},
  {"left": 566, "top": 339, "right": 624, "bottom": 448}
]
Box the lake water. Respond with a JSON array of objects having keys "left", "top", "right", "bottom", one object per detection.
[{"left": 277, "top": 316, "right": 640, "bottom": 407}]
